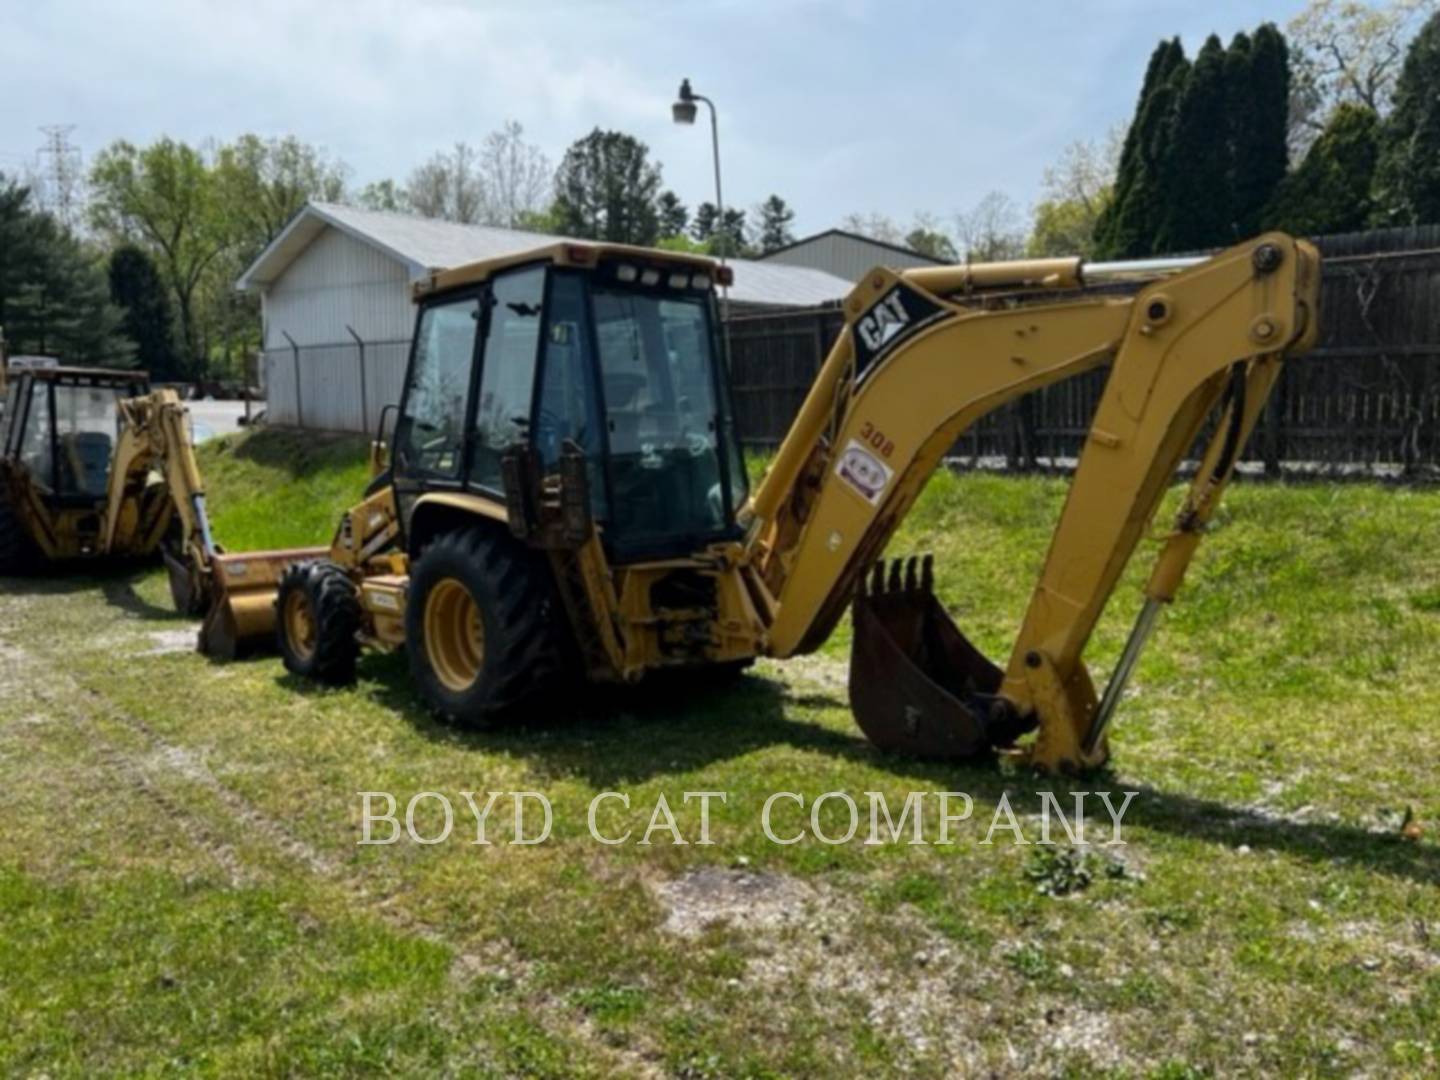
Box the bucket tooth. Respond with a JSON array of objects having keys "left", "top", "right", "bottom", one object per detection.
[
  {"left": 921, "top": 553, "right": 934, "bottom": 592},
  {"left": 886, "top": 559, "right": 903, "bottom": 593},
  {"left": 904, "top": 555, "right": 919, "bottom": 591}
]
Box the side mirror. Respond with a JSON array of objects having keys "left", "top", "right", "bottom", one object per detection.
[{"left": 370, "top": 403, "right": 398, "bottom": 478}]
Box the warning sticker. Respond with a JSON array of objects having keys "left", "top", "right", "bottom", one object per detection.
[{"left": 835, "top": 439, "right": 894, "bottom": 506}]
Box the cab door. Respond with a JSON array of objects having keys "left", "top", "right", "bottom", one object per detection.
[{"left": 390, "top": 288, "right": 486, "bottom": 530}]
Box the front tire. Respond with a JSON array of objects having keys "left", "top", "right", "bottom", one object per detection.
[
  {"left": 0, "top": 499, "right": 40, "bottom": 576},
  {"left": 276, "top": 562, "right": 361, "bottom": 684},
  {"left": 406, "top": 527, "right": 560, "bottom": 724}
]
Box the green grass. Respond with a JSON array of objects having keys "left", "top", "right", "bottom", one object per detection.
[
  {"left": 0, "top": 427, "right": 1436, "bottom": 1076},
  {"left": 199, "top": 430, "right": 373, "bottom": 549}
]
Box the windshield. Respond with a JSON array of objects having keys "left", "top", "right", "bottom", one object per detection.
[{"left": 591, "top": 287, "right": 739, "bottom": 551}]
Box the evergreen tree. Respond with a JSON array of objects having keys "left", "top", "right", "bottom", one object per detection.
[
  {"left": 0, "top": 175, "right": 132, "bottom": 366},
  {"left": 1373, "top": 11, "right": 1440, "bottom": 225},
  {"left": 691, "top": 201, "right": 719, "bottom": 244},
  {"left": 1232, "top": 24, "right": 1291, "bottom": 238},
  {"left": 108, "top": 243, "right": 181, "bottom": 380},
  {"left": 552, "top": 129, "right": 663, "bottom": 245},
  {"left": 1094, "top": 38, "right": 1188, "bottom": 257},
  {"left": 657, "top": 190, "right": 688, "bottom": 239},
  {"left": 1266, "top": 104, "right": 1381, "bottom": 235},
  {"left": 756, "top": 194, "right": 796, "bottom": 253},
  {"left": 1160, "top": 35, "right": 1232, "bottom": 251},
  {"left": 715, "top": 208, "right": 750, "bottom": 258}
]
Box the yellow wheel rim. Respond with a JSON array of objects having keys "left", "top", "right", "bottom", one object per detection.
[
  {"left": 424, "top": 577, "right": 484, "bottom": 692},
  {"left": 283, "top": 588, "right": 317, "bottom": 661}
]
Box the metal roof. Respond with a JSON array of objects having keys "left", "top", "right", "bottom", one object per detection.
[
  {"left": 237, "top": 202, "right": 853, "bottom": 309},
  {"left": 756, "top": 227, "right": 946, "bottom": 265}
]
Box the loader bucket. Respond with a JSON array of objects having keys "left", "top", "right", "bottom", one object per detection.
[
  {"left": 849, "top": 555, "right": 1033, "bottom": 759},
  {"left": 198, "top": 547, "right": 329, "bottom": 659}
]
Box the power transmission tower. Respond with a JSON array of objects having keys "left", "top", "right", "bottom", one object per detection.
[{"left": 36, "top": 124, "right": 83, "bottom": 230}]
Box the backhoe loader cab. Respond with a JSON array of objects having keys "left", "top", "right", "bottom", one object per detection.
[
  {"left": 0, "top": 367, "right": 151, "bottom": 567},
  {"left": 391, "top": 244, "right": 748, "bottom": 561}
]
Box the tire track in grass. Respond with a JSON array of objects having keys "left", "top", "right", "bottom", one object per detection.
[{"left": 5, "top": 607, "right": 663, "bottom": 1076}]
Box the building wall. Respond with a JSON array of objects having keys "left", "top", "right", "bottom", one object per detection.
[
  {"left": 260, "top": 227, "right": 415, "bottom": 349},
  {"left": 260, "top": 228, "right": 416, "bottom": 431},
  {"left": 760, "top": 233, "right": 939, "bottom": 282}
]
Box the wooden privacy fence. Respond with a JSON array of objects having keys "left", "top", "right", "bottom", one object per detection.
[{"left": 727, "top": 226, "right": 1440, "bottom": 477}]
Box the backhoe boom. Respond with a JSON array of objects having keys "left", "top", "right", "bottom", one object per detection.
[{"left": 747, "top": 234, "right": 1320, "bottom": 770}]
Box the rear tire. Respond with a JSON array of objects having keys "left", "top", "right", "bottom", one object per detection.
[
  {"left": 276, "top": 562, "right": 361, "bottom": 684},
  {"left": 406, "top": 527, "right": 561, "bottom": 724},
  {"left": 0, "top": 499, "right": 40, "bottom": 576}
]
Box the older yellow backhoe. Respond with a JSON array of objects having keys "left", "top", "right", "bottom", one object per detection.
[
  {"left": 0, "top": 366, "right": 220, "bottom": 612},
  {"left": 202, "top": 233, "right": 1319, "bottom": 772}
]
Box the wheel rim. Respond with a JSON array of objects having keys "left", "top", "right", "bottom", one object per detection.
[
  {"left": 283, "top": 588, "right": 317, "bottom": 661},
  {"left": 424, "top": 577, "right": 484, "bottom": 692}
]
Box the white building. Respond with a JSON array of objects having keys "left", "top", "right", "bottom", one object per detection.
[
  {"left": 756, "top": 228, "right": 944, "bottom": 282},
  {"left": 237, "top": 202, "right": 855, "bottom": 432}
]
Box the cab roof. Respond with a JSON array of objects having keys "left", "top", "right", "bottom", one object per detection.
[{"left": 414, "top": 241, "right": 723, "bottom": 299}]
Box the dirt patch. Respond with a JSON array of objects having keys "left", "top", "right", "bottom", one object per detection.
[
  {"left": 653, "top": 867, "right": 820, "bottom": 938},
  {"left": 137, "top": 628, "right": 200, "bottom": 656}
]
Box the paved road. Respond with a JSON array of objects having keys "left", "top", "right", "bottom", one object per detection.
[{"left": 187, "top": 399, "right": 258, "bottom": 442}]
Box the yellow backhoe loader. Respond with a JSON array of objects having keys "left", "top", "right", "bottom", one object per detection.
[
  {"left": 0, "top": 366, "right": 220, "bottom": 612},
  {"left": 202, "top": 233, "right": 1319, "bottom": 772}
]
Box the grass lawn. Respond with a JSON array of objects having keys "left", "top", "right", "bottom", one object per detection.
[{"left": 0, "top": 427, "right": 1436, "bottom": 1077}]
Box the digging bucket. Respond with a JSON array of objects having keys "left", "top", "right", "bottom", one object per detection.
[
  {"left": 198, "top": 547, "right": 329, "bottom": 659},
  {"left": 848, "top": 555, "right": 1033, "bottom": 759}
]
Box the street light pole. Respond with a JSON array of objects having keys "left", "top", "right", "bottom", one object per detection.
[{"left": 673, "top": 78, "right": 729, "bottom": 323}]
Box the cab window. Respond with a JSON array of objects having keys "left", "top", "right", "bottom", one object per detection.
[
  {"left": 18, "top": 382, "right": 53, "bottom": 491},
  {"left": 54, "top": 383, "right": 124, "bottom": 496},
  {"left": 396, "top": 296, "right": 481, "bottom": 479},
  {"left": 472, "top": 267, "right": 544, "bottom": 490}
]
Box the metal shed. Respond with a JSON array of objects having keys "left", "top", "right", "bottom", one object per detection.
[{"left": 756, "top": 229, "right": 944, "bottom": 282}]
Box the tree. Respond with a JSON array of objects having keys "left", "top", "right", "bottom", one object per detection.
[
  {"left": 107, "top": 243, "right": 180, "bottom": 379},
  {"left": 1094, "top": 37, "right": 1190, "bottom": 257},
  {"left": 756, "top": 194, "right": 796, "bottom": 253},
  {"left": 1160, "top": 35, "right": 1233, "bottom": 251},
  {"left": 1287, "top": 0, "right": 1430, "bottom": 155},
  {"left": 215, "top": 134, "right": 348, "bottom": 258},
  {"left": 1029, "top": 199, "right": 1105, "bottom": 257},
  {"left": 89, "top": 138, "right": 228, "bottom": 375},
  {"left": 692, "top": 201, "right": 719, "bottom": 244},
  {"left": 355, "top": 178, "right": 411, "bottom": 213},
  {"left": 954, "top": 191, "right": 1025, "bottom": 262},
  {"left": 0, "top": 176, "right": 131, "bottom": 365},
  {"left": 1026, "top": 132, "right": 1120, "bottom": 256},
  {"left": 407, "top": 142, "right": 484, "bottom": 223},
  {"left": 1374, "top": 10, "right": 1440, "bottom": 224},
  {"left": 715, "top": 207, "right": 751, "bottom": 257},
  {"left": 1232, "top": 24, "right": 1292, "bottom": 237},
  {"left": 1267, "top": 103, "right": 1382, "bottom": 233},
  {"left": 476, "top": 121, "right": 550, "bottom": 227},
  {"left": 839, "top": 211, "right": 906, "bottom": 245},
  {"left": 552, "top": 129, "right": 663, "bottom": 245},
  {"left": 657, "top": 190, "right": 689, "bottom": 239},
  {"left": 905, "top": 226, "right": 958, "bottom": 261}
]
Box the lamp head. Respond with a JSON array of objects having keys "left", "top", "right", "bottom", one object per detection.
[{"left": 672, "top": 78, "right": 697, "bottom": 124}]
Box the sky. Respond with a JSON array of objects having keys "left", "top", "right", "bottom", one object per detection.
[{"left": 0, "top": 0, "right": 1306, "bottom": 237}]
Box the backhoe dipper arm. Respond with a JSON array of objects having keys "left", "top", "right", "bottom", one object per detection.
[
  {"left": 746, "top": 234, "right": 1319, "bottom": 770},
  {"left": 105, "top": 389, "right": 220, "bottom": 612}
]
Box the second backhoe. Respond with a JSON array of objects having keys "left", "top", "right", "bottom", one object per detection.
[
  {"left": 201, "top": 233, "right": 1320, "bottom": 772},
  {"left": 0, "top": 366, "right": 221, "bottom": 613}
]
